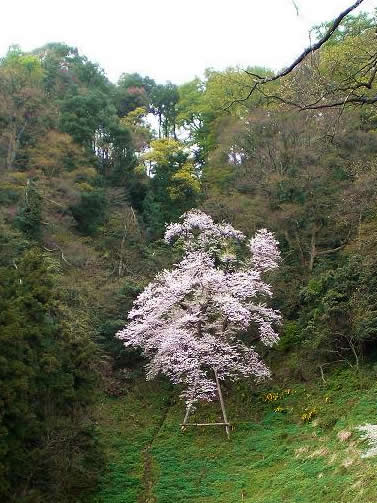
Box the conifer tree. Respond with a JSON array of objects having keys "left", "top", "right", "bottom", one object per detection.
[{"left": 0, "top": 249, "right": 101, "bottom": 501}]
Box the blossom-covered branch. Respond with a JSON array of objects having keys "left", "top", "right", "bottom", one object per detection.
[{"left": 117, "top": 209, "right": 281, "bottom": 413}]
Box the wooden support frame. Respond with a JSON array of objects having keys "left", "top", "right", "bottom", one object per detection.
[
  {"left": 180, "top": 422, "right": 230, "bottom": 427},
  {"left": 180, "top": 369, "right": 231, "bottom": 439},
  {"left": 214, "top": 369, "right": 230, "bottom": 439}
]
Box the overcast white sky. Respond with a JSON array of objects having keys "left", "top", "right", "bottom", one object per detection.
[{"left": 1, "top": 0, "right": 375, "bottom": 84}]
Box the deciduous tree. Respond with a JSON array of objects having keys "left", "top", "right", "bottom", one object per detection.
[{"left": 117, "top": 210, "right": 280, "bottom": 435}]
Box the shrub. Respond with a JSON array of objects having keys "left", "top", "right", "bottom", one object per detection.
[{"left": 70, "top": 190, "right": 107, "bottom": 234}]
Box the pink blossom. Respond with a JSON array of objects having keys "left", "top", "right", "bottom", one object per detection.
[
  {"left": 248, "top": 229, "right": 280, "bottom": 272},
  {"left": 117, "top": 210, "right": 281, "bottom": 408}
]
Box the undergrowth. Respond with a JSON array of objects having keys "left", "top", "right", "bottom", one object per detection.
[{"left": 90, "top": 368, "right": 377, "bottom": 503}]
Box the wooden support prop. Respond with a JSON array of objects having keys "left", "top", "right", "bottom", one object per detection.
[
  {"left": 180, "top": 422, "right": 230, "bottom": 427},
  {"left": 214, "top": 368, "right": 230, "bottom": 439},
  {"left": 180, "top": 371, "right": 231, "bottom": 439},
  {"left": 181, "top": 404, "right": 192, "bottom": 432}
]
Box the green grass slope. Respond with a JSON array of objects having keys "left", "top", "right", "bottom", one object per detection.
[{"left": 90, "top": 368, "right": 377, "bottom": 503}]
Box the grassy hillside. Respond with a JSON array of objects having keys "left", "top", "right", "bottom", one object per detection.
[{"left": 90, "top": 367, "right": 377, "bottom": 503}]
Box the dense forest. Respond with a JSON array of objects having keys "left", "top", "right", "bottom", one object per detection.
[{"left": 2, "top": 6, "right": 377, "bottom": 502}]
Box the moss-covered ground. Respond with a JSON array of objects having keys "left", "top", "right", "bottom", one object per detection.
[{"left": 90, "top": 368, "right": 377, "bottom": 503}]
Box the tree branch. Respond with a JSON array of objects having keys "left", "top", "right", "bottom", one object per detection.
[
  {"left": 316, "top": 243, "right": 347, "bottom": 256},
  {"left": 44, "top": 245, "right": 72, "bottom": 266},
  {"left": 225, "top": 0, "right": 366, "bottom": 109},
  {"left": 258, "top": 87, "right": 377, "bottom": 111},
  {"left": 302, "top": 93, "right": 377, "bottom": 110}
]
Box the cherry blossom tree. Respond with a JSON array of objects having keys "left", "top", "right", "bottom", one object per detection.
[{"left": 117, "top": 210, "right": 281, "bottom": 437}]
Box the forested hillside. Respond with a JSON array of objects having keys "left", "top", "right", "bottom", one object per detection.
[{"left": 1, "top": 7, "right": 377, "bottom": 502}]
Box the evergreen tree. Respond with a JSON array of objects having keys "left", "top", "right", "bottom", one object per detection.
[{"left": 0, "top": 249, "right": 102, "bottom": 502}]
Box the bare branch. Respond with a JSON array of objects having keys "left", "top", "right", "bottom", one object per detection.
[
  {"left": 316, "top": 243, "right": 347, "bottom": 256},
  {"left": 291, "top": 0, "right": 300, "bottom": 17},
  {"left": 302, "top": 93, "right": 377, "bottom": 110},
  {"left": 270, "top": 0, "right": 365, "bottom": 80},
  {"left": 44, "top": 245, "right": 72, "bottom": 266},
  {"left": 258, "top": 86, "right": 377, "bottom": 111},
  {"left": 224, "top": 81, "right": 260, "bottom": 110},
  {"left": 226, "top": 0, "right": 366, "bottom": 109}
]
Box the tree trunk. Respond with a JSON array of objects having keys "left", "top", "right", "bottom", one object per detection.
[
  {"left": 7, "top": 123, "right": 26, "bottom": 170},
  {"left": 6, "top": 127, "right": 17, "bottom": 170},
  {"left": 308, "top": 227, "right": 317, "bottom": 272},
  {"left": 357, "top": 211, "right": 362, "bottom": 249},
  {"left": 118, "top": 221, "right": 127, "bottom": 278},
  {"left": 293, "top": 231, "right": 305, "bottom": 268},
  {"left": 214, "top": 369, "right": 230, "bottom": 439}
]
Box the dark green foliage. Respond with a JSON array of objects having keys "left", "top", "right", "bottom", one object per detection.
[
  {"left": 0, "top": 218, "right": 28, "bottom": 267},
  {"left": 71, "top": 190, "right": 107, "bottom": 234},
  {"left": 127, "top": 174, "right": 148, "bottom": 212},
  {"left": 104, "top": 124, "right": 137, "bottom": 186},
  {"left": 59, "top": 91, "right": 116, "bottom": 147},
  {"left": 0, "top": 185, "right": 22, "bottom": 205},
  {"left": 142, "top": 190, "right": 166, "bottom": 234},
  {"left": 115, "top": 73, "right": 152, "bottom": 117},
  {"left": 297, "top": 251, "right": 377, "bottom": 363},
  {"left": 35, "top": 43, "right": 109, "bottom": 98},
  {"left": 96, "top": 319, "right": 127, "bottom": 364},
  {"left": 142, "top": 146, "right": 199, "bottom": 235},
  {"left": 15, "top": 180, "right": 42, "bottom": 240},
  {"left": 150, "top": 82, "right": 179, "bottom": 138},
  {"left": 0, "top": 249, "right": 102, "bottom": 502},
  {"left": 277, "top": 321, "right": 300, "bottom": 352}
]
